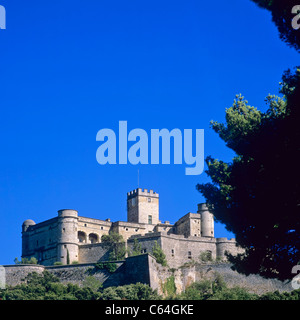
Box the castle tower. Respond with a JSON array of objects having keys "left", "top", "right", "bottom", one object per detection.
[
  {"left": 127, "top": 188, "right": 159, "bottom": 225},
  {"left": 22, "top": 219, "right": 36, "bottom": 260},
  {"left": 57, "top": 209, "right": 79, "bottom": 264},
  {"left": 198, "top": 203, "right": 214, "bottom": 237}
]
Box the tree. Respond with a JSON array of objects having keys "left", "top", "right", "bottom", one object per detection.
[
  {"left": 14, "top": 257, "right": 38, "bottom": 265},
  {"left": 101, "top": 233, "right": 126, "bottom": 261},
  {"left": 0, "top": 271, "right": 102, "bottom": 300},
  {"left": 251, "top": 0, "right": 300, "bottom": 52},
  {"left": 152, "top": 241, "right": 167, "bottom": 267},
  {"left": 100, "top": 283, "right": 160, "bottom": 300},
  {"left": 197, "top": 68, "right": 300, "bottom": 280}
]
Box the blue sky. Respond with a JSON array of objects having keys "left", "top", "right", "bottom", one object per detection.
[{"left": 0, "top": 0, "right": 298, "bottom": 265}]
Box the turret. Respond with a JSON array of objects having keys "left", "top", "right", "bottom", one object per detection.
[
  {"left": 22, "top": 219, "right": 36, "bottom": 259},
  {"left": 22, "top": 219, "right": 36, "bottom": 232},
  {"left": 198, "top": 203, "right": 214, "bottom": 237},
  {"left": 57, "top": 209, "right": 79, "bottom": 264},
  {"left": 216, "top": 238, "right": 237, "bottom": 260}
]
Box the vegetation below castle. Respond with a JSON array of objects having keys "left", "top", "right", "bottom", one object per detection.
[{"left": 0, "top": 271, "right": 299, "bottom": 300}]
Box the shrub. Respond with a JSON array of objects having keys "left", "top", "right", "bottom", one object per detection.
[
  {"left": 14, "top": 257, "right": 38, "bottom": 265},
  {"left": 152, "top": 241, "right": 167, "bottom": 267},
  {"left": 100, "top": 283, "right": 160, "bottom": 300},
  {"left": 95, "top": 262, "right": 118, "bottom": 273}
]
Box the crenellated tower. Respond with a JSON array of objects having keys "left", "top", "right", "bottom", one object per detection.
[{"left": 127, "top": 188, "right": 159, "bottom": 225}]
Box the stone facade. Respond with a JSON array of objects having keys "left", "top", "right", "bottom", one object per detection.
[{"left": 22, "top": 188, "right": 243, "bottom": 267}]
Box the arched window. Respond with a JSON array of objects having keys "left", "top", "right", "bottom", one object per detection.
[
  {"left": 89, "top": 233, "right": 99, "bottom": 244},
  {"left": 78, "top": 231, "right": 87, "bottom": 243}
]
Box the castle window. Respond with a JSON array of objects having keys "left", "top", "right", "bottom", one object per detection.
[
  {"left": 78, "top": 231, "right": 87, "bottom": 243},
  {"left": 171, "top": 249, "right": 174, "bottom": 257},
  {"left": 89, "top": 233, "right": 98, "bottom": 244},
  {"left": 132, "top": 198, "right": 136, "bottom": 206},
  {"left": 101, "top": 227, "right": 103, "bottom": 230},
  {"left": 148, "top": 215, "right": 152, "bottom": 224},
  {"left": 188, "top": 251, "right": 192, "bottom": 259},
  {"left": 84, "top": 224, "right": 87, "bottom": 227},
  {"left": 148, "top": 198, "right": 151, "bottom": 202},
  {"left": 126, "top": 228, "right": 128, "bottom": 231}
]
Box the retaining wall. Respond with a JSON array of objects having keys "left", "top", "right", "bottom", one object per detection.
[{"left": 2, "top": 255, "right": 294, "bottom": 296}]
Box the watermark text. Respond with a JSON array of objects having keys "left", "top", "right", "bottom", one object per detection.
[
  {"left": 96, "top": 121, "right": 204, "bottom": 176},
  {"left": 0, "top": 5, "right": 5, "bottom": 29},
  {"left": 292, "top": 5, "right": 300, "bottom": 30}
]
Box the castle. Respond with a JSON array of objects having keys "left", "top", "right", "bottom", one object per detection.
[{"left": 22, "top": 188, "right": 242, "bottom": 267}]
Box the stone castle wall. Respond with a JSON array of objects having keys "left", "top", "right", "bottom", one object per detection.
[
  {"left": 3, "top": 255, "right": 292, "bottom": 297},
  {"left": 78, "top": 243, "right": 110, "bottom": 263},
  {"left": 128, "top": 232, "right": 242, "bottom": 268}
]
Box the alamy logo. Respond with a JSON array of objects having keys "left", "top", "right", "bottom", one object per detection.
[
  {"left": 96, "top": 121, "right": 204, "bottom": 175},
  {"left": 0, "top": 5, "right": 6, "bottom": 29},
  {"left": 292, "top": 5, "right": 300, "bottom": 30}
]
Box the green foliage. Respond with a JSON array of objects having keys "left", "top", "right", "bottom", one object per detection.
[
  {"left": 152, "top": 241, "right": 167, "bottom": 267},
  {"left": 101, "top": 282, "right": 160, "bottom": 300},
  {"left": 0, "top": 271, "right": 159, "bottom": 300},
  {"left": 175, "top": 274, "right": 257, "bottom": 300},
  {"left": 14, "top": 257, "right": 38, "bottom": 265},
  {"left": 82, "top": 276, "right": 102, "bottom": 292},
  {"left": 197, "top": 68, "right": 300, "bottom": 280},
  {"left": 259, "top": 290, "right": 300, "bottom": 300},
  {"left": 162, "top": 276, "right": 177, "bottom": 298},
  {"left": 210, "top": 94, "right": 262, "bottom": 152},
  {"left": 199, "top": 251, "right": 213, "bottom": 263},
  {"left": 95, "top": 262, "right": 118, "bottom": 273},
  {"left": 0, "top": 271, "right": 101, "bottom": 300},
  {"left": 53, "top": 261, "right": 63, "bottom": 266},
  {"left": 1, "top": 271, "right": 300, "bottom": 300},
  {"left": 177, "top": 279, "right": 213, "bottom": 300},
  {"left": 101, "top": 233, "right": 126, "bottom": 261}
]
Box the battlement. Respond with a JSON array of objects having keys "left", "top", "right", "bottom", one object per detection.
[{"left": 127, "top": 188, "right": 159, "bottom": 199}]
